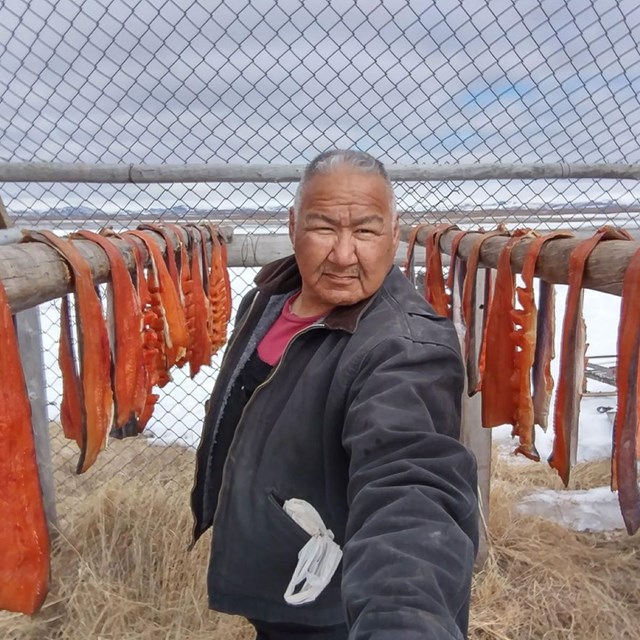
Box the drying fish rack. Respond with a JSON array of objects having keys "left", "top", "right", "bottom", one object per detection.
[{"left": 3, "top": 162, "right": 640, "bottom": 571}]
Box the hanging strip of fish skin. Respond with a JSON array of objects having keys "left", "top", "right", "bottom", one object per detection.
[
  {"left": 612, "top": 247, "right": 640, "bottom": 534},
  {"left": 481, "top": 232, "right": 530, "bottom": 430},
  {"left": 73, "top": 230, "right": 146, "bottom": 435},
  {"left": 23, "top": 230, "right": 113, "bottom": 474},
  {"left": 549, "top": 226, "right": 632, "bottom": 486},
  {"left": 424, "top": 223, "right": 458, "bottom": 317},
  {"left": 511, "top": 231, "right": 573, "bottom": 461},
  {"left": 0, "top": 278, "right": 50, "bottom": 614},
  {"left": 461, "top": 227, "right": 509, "bottom": 395}
]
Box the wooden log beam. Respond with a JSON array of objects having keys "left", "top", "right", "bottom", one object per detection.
[
  {"left": 400, "top": 225, "right": 637, "bottom": 297},
  {"left": 2, "top": 161, "right": 640, "bottom": 183},
  {"left": 0, "top": 230, "right": 424, "bottom": 312}
]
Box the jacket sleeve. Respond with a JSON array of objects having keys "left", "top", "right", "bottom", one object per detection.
[{"left": 341, "top": 335, "right": 479, "bottom": 640}]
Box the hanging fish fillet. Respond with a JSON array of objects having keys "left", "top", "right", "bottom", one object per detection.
[
  {"left": 511, "top": 231, "right": 572, "bottom": 460},
  {"left": 206, "top": 222, "right": 232, "bottom": 323},
  {"left": 219, "top": 234, "right": 232, "bottom": 325},
  {"left": 127, "top": 230, "right": 189, "bottom": 372},
  {"left": 520, "top": 231, "right": 576, "bottom": 440},
  {"left": 461, "top": 228, "right": 508, "bottom": 395},
  {"left": 403, "top": 224, "right": 429, "bottom": 284},
  {"left": 532, "top": 280, "right": 556, "bottom": 431},
  {"left": 208, "top": 230, "right": 230, "bottom": 353},
  {"left": 74, "top": 230, "right": 146, "bottom": 434},
  {"left": 161, "top": 224, "right": 195, "bottom": 369},
  {"left": 424, "top": 224, "right": 458, "bottom": 316},
  {"left": 24, "top": 230, "right": 113, "bottom": 474},
  {"left": 445, "top": 230, "right": 468, "bottom": 321},
  {"left": 612, "top": 247, "right": 640, "bottom": 534},
  {"left": 481, "top": 233, "right": 528, "bottom": 429},
  {"left": 119, "top": 233, "right": 164, "bottom": 428},
  {"left": 185, "top": 227, "right": 213, "bottom": 378},
  {"left": 549, "top": 227, "right": 632, "bottom": 486},
  {"left": 138, "top": 224, "right": 190, "bottom": 367},
  {"left": 0, "top": 279, "right": 50, "bottom": 614},
  {"left": 58, "top": 295, "right": 83, "bottom": 445}
]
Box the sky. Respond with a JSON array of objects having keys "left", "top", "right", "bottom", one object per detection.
[{"left": 1, "top": 0, "right": 640, "bottom": 213}]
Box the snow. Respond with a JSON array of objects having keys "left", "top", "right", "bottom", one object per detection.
[
  {"left": 517, "top": 486, "right": 625, "bottom": 532},
  {"left": 36, "top": 264, "right": 629, "bottom": 532}
]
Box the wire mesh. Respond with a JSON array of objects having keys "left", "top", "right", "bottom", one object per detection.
[{"left": 1, "top": 0, "right": 640, "bottom": 522}]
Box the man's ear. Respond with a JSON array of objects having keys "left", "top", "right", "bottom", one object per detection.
[
  {"left": 289, "top": 207, "right": 296, "bottom": 247},
  {"left": 392, "top": 216, "right": 400, "bottom": 251}
]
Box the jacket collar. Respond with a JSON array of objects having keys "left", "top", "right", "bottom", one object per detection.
[{"left": 254, "top": 254, "right": 382, "bottom": 333}]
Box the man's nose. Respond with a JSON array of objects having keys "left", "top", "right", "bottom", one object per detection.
[{"left": 329, "top": 232, "right": 357, "bottom": 266}]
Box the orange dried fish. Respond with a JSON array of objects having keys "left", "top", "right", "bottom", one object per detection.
[
  {"left": 208, "top": 230, "right": 230, "bottom": 353},
  {"left": 512, "top": 231, "right": 572, "bottom": 460},
  {"left": 220, "top": 234, "right": 232, "bottom": 324},
  {"left": 185, "top": 227, "right": 212, "bottom": 378},
  {"left": 612, "top": 247, "right": 640, "bottom": 534},
  {"left": 24, "top": 230, "right": 113, "bottom": 474},
  {"left": 0, "top": 279, "right": 50, "bottom": 614},
  {"left": 58, "top": 295, "right": 83, "bottom": 445},
  {"left": 127, "top": 230, "right": 189, "bottom": 371},
  {"left": 424, "top": 224, "right": 458, "bottom": 316},
  {"left": 461, "top": 228, "right": 508, "bottom": 395},
  {"left": 549, "top": 227, "right": 632, "bottom": 485},
  {"left": 481, "top": 233, "right": 528, "bottom": 429},
  {"left": 532, "top": 279, "right": 556, "bottom": 431},
  {"left": 403, "top": 224, "right": 428, "bottom": 284},
  {"left": 158, "top": 222, "right": 199, "bottom": 367},
  {"left": 120, "top": 233, "right": 165, "bottom": 428},
  {"left": 138, "top": 224, "right": 190, "bottom": 367},
  {"left": 74, "top": 230, "right": 145, "bottom": 434},
  {"left": 445, "top": 230, "right": 468, "bottom": 321}
]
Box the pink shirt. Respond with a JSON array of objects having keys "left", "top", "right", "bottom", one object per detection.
[{"left": 257, "top": 294, "right": 324, "bottom": 365}]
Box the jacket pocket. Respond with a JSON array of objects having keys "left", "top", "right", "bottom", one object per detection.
[{"left": 266, "top": 490, "right": 312, "bottom": 545}]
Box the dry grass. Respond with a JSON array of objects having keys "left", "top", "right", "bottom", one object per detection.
[{"left": 1, "top": 429, "right": 638, "bottom": 639}]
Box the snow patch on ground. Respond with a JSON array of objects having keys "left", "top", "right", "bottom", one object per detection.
[{"left": 517, "top": 486, "right": 625, "bottom": 532}]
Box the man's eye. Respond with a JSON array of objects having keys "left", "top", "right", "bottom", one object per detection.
[{"left": 355, "top": 228, "right": 375, "bottom": 235}]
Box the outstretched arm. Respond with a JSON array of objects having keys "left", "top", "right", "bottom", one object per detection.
[{"left": 342, "top": 336, "right": 478, "bottom": 640}]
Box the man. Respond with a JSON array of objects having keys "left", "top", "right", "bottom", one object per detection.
[{"left": 191, "top": 150, "right": 479, "bottom": 639}]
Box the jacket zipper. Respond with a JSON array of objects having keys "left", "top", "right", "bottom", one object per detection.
[{"left": 208, "top": 321, "right": 326, "bottom": 551}]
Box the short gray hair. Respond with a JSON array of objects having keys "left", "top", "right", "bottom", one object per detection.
[{"left": 293, "top": 149, "right": 397, "bottom": 220}]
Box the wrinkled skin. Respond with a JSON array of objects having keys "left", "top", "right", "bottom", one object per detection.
[{"left": 289, "top": 170, "right": 399, "bottom": 317}]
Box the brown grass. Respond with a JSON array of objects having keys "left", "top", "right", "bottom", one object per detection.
[{"left": 1, "top": 429, "right": 638, "bottom": 639}]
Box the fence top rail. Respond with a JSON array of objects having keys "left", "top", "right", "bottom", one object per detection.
[
  {"left": 399, "top": 224, "right": 638, "bottom": 297},
  {"left": 2, "top": 162, "right": 640, "bottom": 184}
]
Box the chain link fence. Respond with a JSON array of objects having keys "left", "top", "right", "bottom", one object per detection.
[{"left": 1, "top": 0, "right": 640, "bottom": 525}]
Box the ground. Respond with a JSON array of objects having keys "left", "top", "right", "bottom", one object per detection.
[{"left": 0, "top": 424, "right": 638, "bottom": 639}]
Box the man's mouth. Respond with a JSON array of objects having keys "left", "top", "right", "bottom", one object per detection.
[{"left": 324, "top": 273, "right": 358, "bottom": 280}]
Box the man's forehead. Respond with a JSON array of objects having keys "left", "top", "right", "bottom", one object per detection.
[{"left": 299, "top": 169, "right": 393, "bottom": 211}]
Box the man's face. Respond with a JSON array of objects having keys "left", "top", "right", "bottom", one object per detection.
[{"left": 289, "top": 169, "right": 399, "bottom": 314}]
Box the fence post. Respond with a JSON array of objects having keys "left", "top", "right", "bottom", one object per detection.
[
  {"left": 0, "top": 197, "right": 57, "bottom": 530},
  {"left": 458, "top": 269, "right": 491, "bottom": 568}
]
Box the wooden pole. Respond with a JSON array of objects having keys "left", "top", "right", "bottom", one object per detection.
[
  {"left": 0, "top": 198, "right": 58, "bottom": 530},
  {"left": 459, "top": 274, "right": 491, "bottom": 568},
  {"left": 1, "top": 161, "right": 640, "bottom": 183},
  {"left": 399, "top": 224, "right": 636, "bottom": 297}
]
